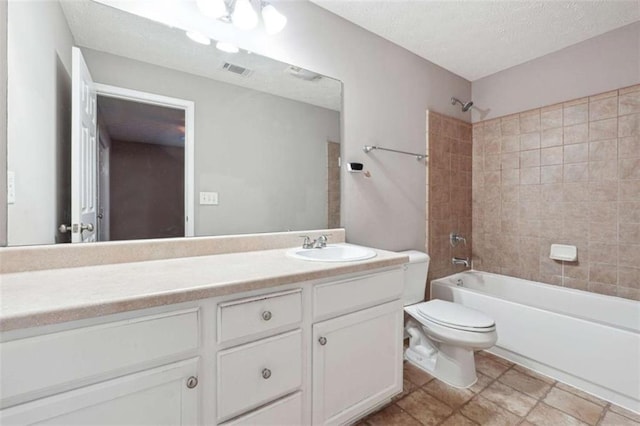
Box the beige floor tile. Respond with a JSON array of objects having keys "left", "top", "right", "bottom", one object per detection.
[
  {"left": 475, "top": 355, "right": 511, "bottom": 379},
  {"left": 439, "top": 413, "right": 479, "bottom": 425},
  {"left": 423, "top": 379, "right": 475, "bottom": 409},
  {"left": 498, "top": 369, "right": 552, "bottom": 399},
  {"left": 365, "top": 404, "right": 422, "bottom": 426},
  {"left": 477, "top": 351, "right": 514, "bottom": 367},
  {"left": 600, "top": 410, "right": 640, "bottom": 426},
  {"left": 403, "top": 361, "right": 435, "bottom": 387},
  {"left": 396, "top": 389, "right": 453, "bottom": 426},
  {"left": 526, "top": 403, "right": 587, "bottom": 426},
  {"left": 555, "top": 382, "right": 607, "bottom": 407},
  {"left": 543, "top": 387, "right": 604, "bottom": 425},
  {"left": 512, "top": 365, "right": 556, "bottom": 384},
  {"left": 392, "top": 378, "right": 419, "bottom": 402},
  {"left": 459, "top": 396, "right": 522, "bottom": 426},
  {"left": 480, "top": 381, "right": 538, "bottom": 417},
  {"left": 610, "top": 405, "right": 640, "bottom": 423},
  {"left": 469, "top": 372, "right": 494, "bottom": 394}
]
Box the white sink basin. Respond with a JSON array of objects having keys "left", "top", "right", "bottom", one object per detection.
[{"left": 286, "top": 244, "right": 377, "bottom": 262}]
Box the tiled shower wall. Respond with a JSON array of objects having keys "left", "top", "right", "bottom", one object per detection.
[
  {"left": 426, "top": 111, "right": 472, "bottom": 282},
  {"left": 327, "top": 141, "right": 341, "bottom": 229},
  {"left": 472, "top": 85, "right": 640, "bottom": 301}
]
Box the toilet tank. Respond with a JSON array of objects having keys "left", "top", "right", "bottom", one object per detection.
[{"left": 399, "top": 250, "right": 430, "bottom": 306}]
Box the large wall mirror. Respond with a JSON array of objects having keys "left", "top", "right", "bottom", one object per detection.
[{"left": 5, "top": 0, "right": 342, "bottom": 246}]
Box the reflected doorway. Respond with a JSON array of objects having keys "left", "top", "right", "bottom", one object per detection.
[{"left": 94, "top": 86, "right": 194, "bottom": 241}]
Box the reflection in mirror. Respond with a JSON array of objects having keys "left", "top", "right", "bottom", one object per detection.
[{"left": 5, "top": 0, "right": 342, "bottom": 246}]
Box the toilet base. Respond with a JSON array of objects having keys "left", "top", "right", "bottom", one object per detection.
[{"left": 404, "top": 323, "right": 478, "bottom": 388}]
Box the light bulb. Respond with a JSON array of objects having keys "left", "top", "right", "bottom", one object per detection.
[
  {"left": 216, "top": 41, "right": 239, "bottom": 53},
  {"left": 196, "top": 0, "right": 227, "bottom": 19},
  {"left": 261, "top": 3, "right": 287, "bottom": 35},
  {"left": 186, "top": 31, "right": 211, "bottom": 45},
  {"left": 232, "top": 0, "right": 258, "bottom": 30}
]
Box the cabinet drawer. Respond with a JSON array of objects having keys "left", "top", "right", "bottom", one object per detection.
[
  {"left": 218, "top": 289, "right": 301, "bottom": 343},
  {"left": 217, "top": 330, "right": 302, "bottom": 422},
  {"left": 0, "top": 308, "right": 199, "bottom": 407},
  {"left": 221, "top": 392, "right": 302, "bottom": 426},
  {"left": 314, "top": 269, "right": 403, "bottom": 320}
]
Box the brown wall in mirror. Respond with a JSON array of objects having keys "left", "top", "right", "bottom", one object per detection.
[
  {"left": 110, "top": 140, "right": 185, "bottom": 241},
  {"left": 327, "top": 141, "right": 341, "bottom": 229}
]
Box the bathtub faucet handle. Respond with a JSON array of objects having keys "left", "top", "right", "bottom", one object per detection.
[
  {"left": 452, "top": 257, "right": 470, "bottom": 268},
  {"left": 450, "top": 232, "right": 467, "bottom": 247}
]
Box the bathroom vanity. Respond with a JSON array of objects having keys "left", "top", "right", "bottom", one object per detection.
[{"left": 0, "top": 244, "right": 408, "bottom": 425}]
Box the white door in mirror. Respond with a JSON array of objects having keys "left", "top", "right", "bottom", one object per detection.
[{"left": 286, "top": 244, "right": 377, "bottom": 262}]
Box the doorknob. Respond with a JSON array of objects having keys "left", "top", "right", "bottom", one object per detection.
[
  {"left": 80, "top": 223, "right": 94, "bottom": 232},
  {"left": 58, "top": 224, "right": 72, "bottom": 233}
]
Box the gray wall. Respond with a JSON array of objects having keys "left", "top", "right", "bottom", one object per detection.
[
  {"left": 472, "top": 22, "right": 640, "bottom": 122},
  {"left": 6, "top": 0, "right": 73, "bottom": 245},
  {"left": 82, "top": 49, "right": 340, "bottom": 237},
  {"left": 218, "top": 1, "right": 472, "bottom": 251},
  {"left": 0, "top": 0, "right": 7, "bottom": 246}
]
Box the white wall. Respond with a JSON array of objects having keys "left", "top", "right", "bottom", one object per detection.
[
  {"left": 81, "top": 49, "right": 340, "bottom": 236},
  {"left": 195, "top": 1, "right": 472, "bottom": 251},
  {"left": 0, "top": 0, "right": 7, "bottom": 246},
  {"left": 472, "top": 22, "right": 640, "bottom": 122},
  {"left": 7, "top": 0, "right": 74, "bottom": 245}
]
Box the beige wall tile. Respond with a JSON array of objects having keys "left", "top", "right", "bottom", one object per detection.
[
  {"left": 588, "top": 160, "right": 617, "bottom": 182},
  {"left": 564, "top": 103, "right": 589, "bottom": 126},
  {"left": 564, "top": 143, "right": 589, "bottom": 163},
  {"left": 541, "top": 165, "right": 563, "bottom": 184},
  {"left": 520, "top": 110, "right": 541, "bottom": 133},
  {"left": 541, "top": 127, "right": 563, "bottom": 147},
  {"left": 619, "top": 223, "right": 640, "bottom": 243},
  {"left": 541, "top": 108, "right": 563, "bottom": 130},
  {"left": 501, "top": 152, "right": 520, "bottom": 170},
  {"left": 618, "top": 267, "right": 640, "bottom": 289},
  {"left": 619, "top": 158, "right": 640, "bottom": 180},
  {"left": 618, "top": 136, "right": 640, "bottom": 158},
  {"left": 563, "top": 124, "right": 588, "bottom": 145},
  {"left": 619, "top": 84, "right": 640, "bottom": 95},
  {"left": 502, "top": 168, "right": 520, "bottom": 186},
  {"left": 589, "top": 90, "right": 618, "bottom": 101},
  {"left": 520, "top": 150, "right": 540, "bottom": 168},
  {"left": 618, "top": 113, "right": 640, "bottom": 137},
  {"left": 564, "top": 163, "right": 588, "bottom": 182},
  {"left": 619, "top": 202, "right": 640, "bottom": 223},
  {"left": 541, "top": 147, "right": 563, "bottom": 166},
  {"left": 502, "top": 118, "right": 520, "bottom": 136},
  {"left": 520, "top": 133, "right": 541, "bottom": 150},
  {"left": 501, "top": 135, "right": 520, "bottom": 153},
  {"left": 589, "top": 96, "right": 618, "bottom": 121},
  {"left": 589, "top": 118, "right": 618, "bottom": 141},
  {"left": 521, "top": 167, "right": 541, "bottom": 185},
  {"left": 619, "top": 90, "right": 640, "bottom": 116},
  {"left": 589, "top": 139, "right": 617, "bottom": 161}
]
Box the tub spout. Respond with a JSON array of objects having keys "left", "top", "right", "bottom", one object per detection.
[{"left": 452, "top": 257, "right": 470, "bottom": 267}]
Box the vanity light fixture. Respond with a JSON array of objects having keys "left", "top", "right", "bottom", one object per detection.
[
  {"left": 216, "top": 41, "right": 240, "bottom": 53},
  {"left": 231, "top": 0, "right": 259, "bottom": 30},
  {"left": 186, "top": 30, "right": 211, "bottom": 45},
  {"left": 196, "top": 0, "right": 228, "bottom": 19},
  {"left": 261, "top": 2, "right": 287, "bottom": 35}
]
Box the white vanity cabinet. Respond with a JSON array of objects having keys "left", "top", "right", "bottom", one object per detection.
[
  {"left": 311, "top": 270, "right": 404, "bottom": 425},
  {"left": 0, "top": 264, "right": 405, "bottom": 426}
]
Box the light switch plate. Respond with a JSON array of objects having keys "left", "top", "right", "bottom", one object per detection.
[
  {"left": 199, "top": 191, "right": 218, "bottom": 205},
  {"left": 7, "top": 171, "right": 15, "bottom": 204}
]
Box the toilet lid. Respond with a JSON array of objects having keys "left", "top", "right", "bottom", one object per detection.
[{"left": 416, "top": 299, "right": 495, "bottom": 330}]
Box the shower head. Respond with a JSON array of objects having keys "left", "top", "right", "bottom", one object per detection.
[{"left": 451, "top": 97, "right": 473, "bottom": 112}]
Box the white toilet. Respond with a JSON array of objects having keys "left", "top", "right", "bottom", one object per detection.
[{"left": 400, "top": 251, "right": 498, "bottom": 388}]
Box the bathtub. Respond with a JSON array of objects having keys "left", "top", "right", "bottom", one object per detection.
[{"left": 431, "top": 271, "right": 640, "bottom": 413}]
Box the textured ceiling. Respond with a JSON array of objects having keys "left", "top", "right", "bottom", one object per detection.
[
  {"left": 310, "top": 0, "right": 640, "bottom": 81},
  {"left": 60, "top": 0, "right": 342, "bottom": 111},
  {"left": 98, "top": 96, "right": 185, "bottom": 147}
]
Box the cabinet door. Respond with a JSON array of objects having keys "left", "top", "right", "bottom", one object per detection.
[
  {"left": 312, "top": 300, "right": 403, "bottom": 425},
  {"left": 0, "top": 358, "right": 199, "bottom": 426}
]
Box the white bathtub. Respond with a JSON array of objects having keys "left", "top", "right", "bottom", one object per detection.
[{"left": 431, "top": 271, "right": 640, "bottom": 413}]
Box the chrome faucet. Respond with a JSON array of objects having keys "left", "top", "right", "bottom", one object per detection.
[
  {"left": 300, "top": 234, "right": 330, "bottom": 249},
  {"left": 450, "top": 232, "right": 467, "bottom": 247},
  {"left": 452, "top": 257, "right": 470, "bottom": 267}
]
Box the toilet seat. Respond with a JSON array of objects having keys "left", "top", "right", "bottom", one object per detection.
[{"left": 413, "top": 300, "right": 495, "bottom": 332}]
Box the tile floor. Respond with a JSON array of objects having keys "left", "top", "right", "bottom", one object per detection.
[{"left": 358, "top": 351, "right": 640, "bottom": 426}]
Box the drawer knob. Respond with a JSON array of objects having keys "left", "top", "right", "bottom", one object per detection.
[
  {"left": 262, "top": 368, "right": 272, "bottom": 379},
  {"left": 261, "top": 310, "right": 273, "bottom": 321},
  {"left": 318, "top": 336, "right": 327, "bottom": 346},
  {"left": 186, "top": 376, "right": 198, "bottom": 389}
]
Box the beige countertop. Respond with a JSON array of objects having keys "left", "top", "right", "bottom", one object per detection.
[{"left": 0, "top": 246, "right": 408, "bottom": 332}]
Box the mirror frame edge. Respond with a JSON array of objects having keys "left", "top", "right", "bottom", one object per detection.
[{"left": 1, "top": 0, "right": 7, "bottom": 247}]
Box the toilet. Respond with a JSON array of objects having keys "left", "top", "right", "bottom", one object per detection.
[{"left": 400, "top": 250, "right": 498, "bottom": 388}]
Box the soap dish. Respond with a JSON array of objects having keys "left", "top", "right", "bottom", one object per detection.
[{"left": 549, "top": 244, "right": 577, "bottom": 262}]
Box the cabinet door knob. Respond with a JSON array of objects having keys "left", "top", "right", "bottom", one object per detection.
[
  {"left": 318, "top": 336, "right": 327, "bottom": 346},
  {"left": 261, "top": 310, "right": 272, "bottom": 321},
  {"left": 262, "top": 368, "right": 272, "bottom": 379},
  {"left": 186, "top": 376, "right": 198, "bottom": 389}
]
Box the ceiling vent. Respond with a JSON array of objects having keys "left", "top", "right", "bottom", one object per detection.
[
  {"left": 222, "top": 62, "right": 252, "bottom": 77},
  {"left": 286, "top": 66, "right": 322, "bottom": 82}
]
